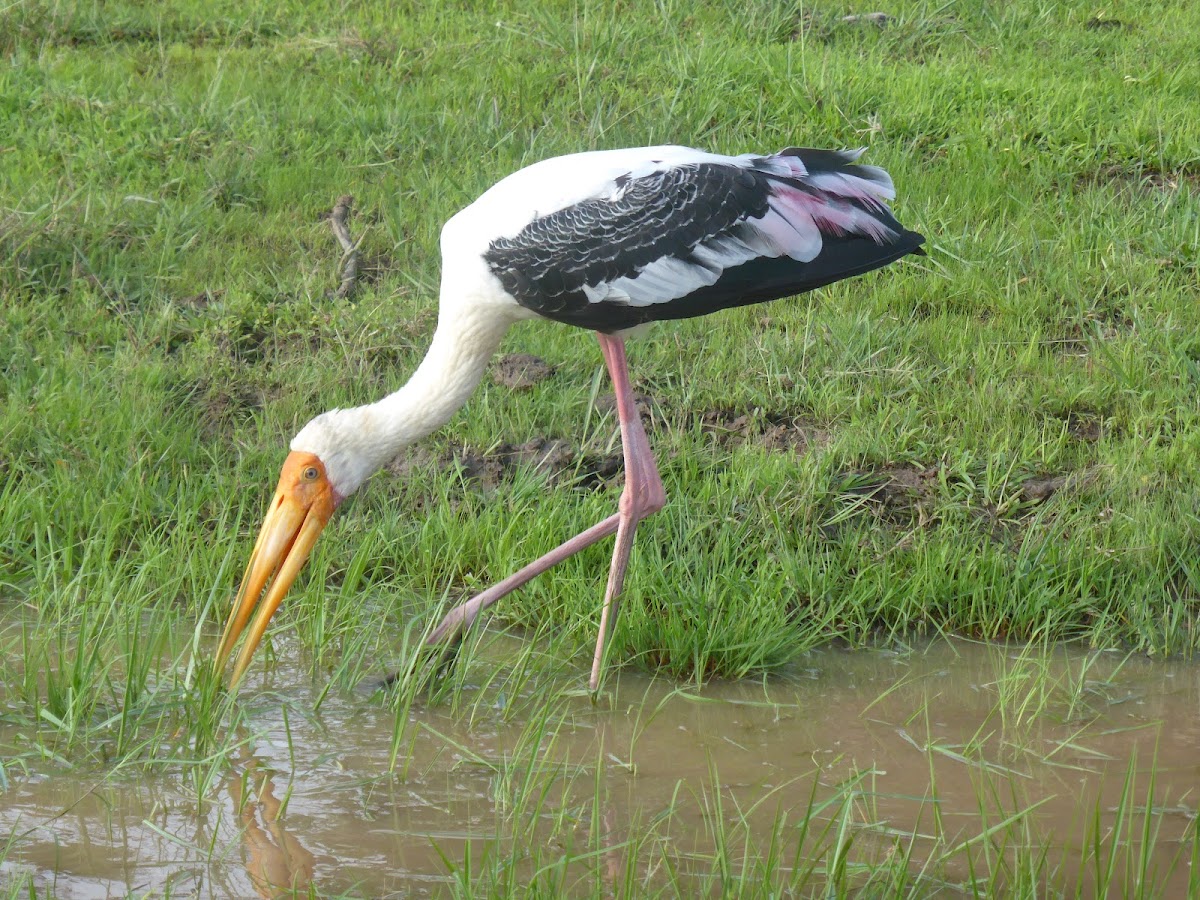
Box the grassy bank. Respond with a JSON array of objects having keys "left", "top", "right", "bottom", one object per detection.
[
  {"left": 2, "top": 0, "right": 1200, "bottom": 891},
  {"left": 4, "top": 0, "right": 1199, "bottom": 683}
]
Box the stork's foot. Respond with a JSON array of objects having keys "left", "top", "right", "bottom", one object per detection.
[
  {"left": 360, "top": 606, "right": 476, "bottom": 695},
  {"left": 361, "top": 643, "right": 459, "bottom": 696}
]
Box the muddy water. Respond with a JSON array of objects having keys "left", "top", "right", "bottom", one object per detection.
[{"left": 3, "top": 638, "right": 1200, "bottom": 896}]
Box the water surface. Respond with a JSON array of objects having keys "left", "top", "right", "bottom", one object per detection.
[{"left": 3, "top": 637, "right": 1198, "bottom": 896}]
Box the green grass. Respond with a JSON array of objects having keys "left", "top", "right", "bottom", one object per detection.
[{"left": 2, "top": 0, "right": 1200, "bottom": 893}]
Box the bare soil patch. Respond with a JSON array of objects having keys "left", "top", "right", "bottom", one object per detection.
[
  {"left": 191, "top": 378, "right": 262, "bottom": 440},
  {"left": 1081, "top": 164, "right": 1199, "bottom": 198},
  {"left": 841, "top": 464, "right": 940, "bottom": 527},
  {"left": 837, "top": 463, "right": 1085, "bottom": 535},
  {"left": 593, "top": 390, "right": 656, "bottom": 420},
  {"left": 491, "top": 354, "right": 556, "bottom": 390},
  {"left": 1047, "top": 407, "right": 1106, "bottom": 442},
  {"left": 696, "top": 408, "right": 830, "bottom": 454},
  {"left": 1084, "top": 16, "right": 1133, "bottom": 31}
]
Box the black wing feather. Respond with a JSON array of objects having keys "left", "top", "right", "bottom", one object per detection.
[
  {"left": 485, "top": 150, "right": 923, "bottom": 333},
  {"left": 486, "top": 164, "right": 770, "bottom": 320}
]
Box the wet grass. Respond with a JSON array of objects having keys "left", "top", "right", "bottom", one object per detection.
[{"left": 3, "top": 0, "right": 1200, "bottom": 893}]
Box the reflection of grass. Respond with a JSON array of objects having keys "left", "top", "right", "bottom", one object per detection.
[
  {"left": 3, "top": 0, "right": 1200, "bottom": 891},
  {"left": 979, "top": 639, "right": 1138, "bottom": 735}
]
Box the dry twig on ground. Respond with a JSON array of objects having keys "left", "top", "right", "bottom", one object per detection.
[{"left": 329, "top": 194, "right": 361, "bottom": 300}]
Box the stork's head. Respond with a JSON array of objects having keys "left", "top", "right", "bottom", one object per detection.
[
  {"left": 213, "top": 408, "right": 396, "bottom": 687},
  {"left": 213, "top": 405, "right": 400, "bottom": 686},
  {"left": 213, "top": 449, "right": 342, "bottom": 689}
]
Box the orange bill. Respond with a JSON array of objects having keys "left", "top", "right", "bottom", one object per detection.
[{"left": 214, "top": 452, "right": 336, "bottom": 689}]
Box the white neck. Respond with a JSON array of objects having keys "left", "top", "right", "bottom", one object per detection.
[{"left": 292, "top": 303, "right": 514, "bottom": 497}]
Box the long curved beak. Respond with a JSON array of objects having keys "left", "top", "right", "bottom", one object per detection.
[{"left": 214, "top": 484, "right": 332, "bottom": 689}]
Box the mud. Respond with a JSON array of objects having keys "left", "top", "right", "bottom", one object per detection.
[
  {"left": 1082, "top": 163, "right": 1200, "bottom": 197},
  {"left": 490, "top": 353, "right": 556, "bottom": 389},
  {"left": 693, "top": 407, "right": 829, "bottom": 455},
  {"left": 1085, "top": 16, "right": 1133, "bottom": 30},
  {"left": 386, "top": 398, "right": 831, "bottom": 493}
]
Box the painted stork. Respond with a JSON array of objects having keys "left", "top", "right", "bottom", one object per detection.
[{"left": 213, "top": 144, "right": 925, "bottom": 691}]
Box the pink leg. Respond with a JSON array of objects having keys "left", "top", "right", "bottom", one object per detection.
[
  {"left": 422, "top": 333, "right": 665, "bottom": 689},
  {"left": 588, "top": 333, "right": 666, "bottom": 689}
]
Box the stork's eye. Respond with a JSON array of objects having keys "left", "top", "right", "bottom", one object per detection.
[{"left": 303, "top": 466, "right": 319, "bottom": 481}]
